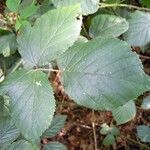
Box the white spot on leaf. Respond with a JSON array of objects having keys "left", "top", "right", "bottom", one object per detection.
[{"left": 36, "top": 81, "right": 42, "bottom": 86}]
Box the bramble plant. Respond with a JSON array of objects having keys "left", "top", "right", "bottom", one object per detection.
[{"left": 0, "top": 0, "right": 150, "bottom": 149}]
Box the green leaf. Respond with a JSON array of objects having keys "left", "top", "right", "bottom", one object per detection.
[
  {"left": 43, "top": 142, "right": 67, "bottom": 150},
  {"left": 139, "top": 0, "right": 150, "bottom": 8},
  {"left": 110, "top": 126, "right": 119, "bottom": 136},
  {"left": 0, "top": 69, "right": 55, "bottom": 142},
  {"left": 8, "top": 140, "right": 39, "bottom": 150},
  {"left": 58, "top": 37, "right": 150, "bottom": 110},
  {"left": 100, "top": 123, "right": 110, "bottom": 135},
  {"left": 43, "top": 115, "right": 67, "bottom": 138},
  {"left": 137, "top": 125, "right": 150, "bottom": 142},
  {"left": 112, "top": 100, "right": 136, "bottom": 125},
  {"left": 0, "top": 117, "right": 20, "bottom": 147},
  {"left": 141, "top": 96, "right": 150, "bottom": 109},
  {"left": 17, "top": 5, "right": 82, "bottom": 68},
  {"left": 89, "top": 14, "right": 129, "bottom": 38},
  {"left": 103, "top": 134, "right": 116, "bottom": 146},
  {"left": 52, "top": 0, "right": 99, "bottom": 15},
  {"left": 19, "top": 2, "right": 39, "bottom": 19},
  {"left": 124, "top": 11, "right": 150, "bottom": 47},
  {"left": 6, "top": 0, "right": 21, "bottom": 12},
  {"left": 0, "top": 95, "right": 10, "bottom": 117},
  {"left": 0, "top": 32, "right": 17, "bottom": 57}
]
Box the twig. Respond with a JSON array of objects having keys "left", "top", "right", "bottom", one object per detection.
[
  {"left": 125, "top": 136, "right": 150, "bottom": 149},
  {"left": 139, "top": 54, "right": 150, "bottom": 60},
  {"left": 92, "top": 110, "right": 98, "bottom": 150},
  {"left": 99, "top": 3, "right": 150, "bottom": 11},
  {"left": 9, "top": 59, "right": 23, "bottom": 74},
  {"left": 37, "top": 68, "right": 59, "bottom": 72}
]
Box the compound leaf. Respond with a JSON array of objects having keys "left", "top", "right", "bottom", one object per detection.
[
  {"left": 52, "top": 0, "right": 99, "bottom": 15},
  {"left": 58, "top": 37, "right": 150, "bottom": 110},
  {"left": 124, "top": 11, "right": 150, "bottom": 47},
  {"left": 17, "top": 5, "right": 82, "bottom": 68},
  {"left": 89, "top": 14, "right": 129, "bottom": 38},
  {"left": 0, "top": 69, "right": 55, "bottom": 142}
]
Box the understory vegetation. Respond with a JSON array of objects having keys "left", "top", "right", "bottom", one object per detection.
[{"left": 0, "top": 0, "right": 150, "bottom": 149}]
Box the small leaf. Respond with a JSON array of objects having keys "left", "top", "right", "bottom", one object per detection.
[
  {"left": 124, "top": 11, "right": 150, "bottom": 47},
  {"left": 52, "top": 0, "right": 99, "bottom": 15},
  {"left": 0, "top": 117, "right": 20, "bottom": 147},
  {"left": 17, "top": 5, "right": 82, "bottom": 68},
  {"left": 89, "top": 14, "right": 129, "bottom": 38},
  {"left": 137, "top": 125, "right": 150, "bottom": 142},
  {"left": 43, "top": 142, "right": 67, "bottom": 150},
  {"left": 141, "top": 96, "right": 150, "bottom": 109},
  {"left": 103, "top": 134, "right": 116, "bottom": 146},
  {"left": 19, "top": 2, "right": 39, "bottom": 19},
  {"left": 58, "top": 37, "right": 150, "bottom": 110},
  {"left": 6, "top": 0, "right": 21, "bottom": 12},
  {"left": 43, "top": 115, "right": 67, "bottom": 138},
  {"left": 100, "top": 123, "right": 110, "bottom": 135},
  {"left": 0, "top": 32, "right": 17, "bottom": 56},
  {"left": 110, "top": 126, "right": 120, "bottom": 136},
  {"left": 112, "top": 100, "right": 136, "bottom": 125},
  {"left": 0, "top": 69, "right": 55, "bottom": 142},
  {"left": 8, "top": 140, "right": 39, "bottom": 150}
]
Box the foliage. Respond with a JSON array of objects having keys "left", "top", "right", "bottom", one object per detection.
[
  {"left": 100, "top": 123, "right": 119, "bottom": 146},
  {"left": 0, "top": 0, "right": 150, "bottom": 149}
]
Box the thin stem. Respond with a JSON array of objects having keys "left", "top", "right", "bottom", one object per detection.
[
  {"left": 37, "top": 68, "right": 59, "bottom": 72},
  {"left": 92, "top": 110, "right": 98, "bottom": 150},
  {"left": 99, "top": 3, "right": 150, "bottom": 11},
  {"left": 9, "top": 59, "right": 23, "bottom": 73}
]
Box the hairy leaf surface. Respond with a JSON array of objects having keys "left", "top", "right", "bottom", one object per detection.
[
  {"left": 89, "top": 14, "right": 129, "bottom": 38},
  {"left": 52, "top": 0, "right": 99, "bottom": 15},
  {"left": 124, "top": 11, "right": 150, "bottom": 47},
  {"left": 0, "top": 70, "right": 55, "bottom": 142},
  {"left": 58, "top": 37, "right": 150, "bottom": 110},
  {"left": 112, "top": 100, "right": 136, "bottom": 125},
  {"left": 17, "top": 5, "right": 82, "bottom": 68}
]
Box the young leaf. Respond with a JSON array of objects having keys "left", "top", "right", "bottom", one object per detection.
[
  {"left": 19, "top": 2, "right": 39, "bottom": 19},
  {"left": 0, "top": 117, "right": 20, "bottom": 146},
  {"left": 112, "top": 100, "right": 136, "bottom": 125},
  {"left": 17, "top": 5, "right": 82, "bottom": 68},
  {"left": 52, "top": 0, "right": 99, "bottom": 15},
  {"left": 103, "top": 134, "right": 116, "bottom": 146},
  {"left": 89, "top": 14, "right": 129, "bottom": 38},
  {"left": 43, "top": 142, "right": 67, "bottom": 150},
  {"left": 0, "top": 69, "right": 55, "bottom": 142},
  {"left": 137, "top": 125, "right": 150, "bottom": 142},
  {"left": 42, "top": 115, "right": 67, "bottom": 138},
  {"left": 141, "top": 96, "right": 150, "bottom": 109},
  {"left": 58, "top": 37, "right": 150, "bottom": 110},
  {"left": 8, "top": 140, "right": 39, "bottom": 150},
  {"left": 124, "top": 11, "right": 150, "bottom": 47},
  {"left": 100, "top": 123, "right": 110, "bottom": 135},
  {"left": 110, "top": 126, "right": 120, "bottom": 136},
  {"left": 6, "top": 0, "right": 21, "bottom": 12},
  {"left": 0, "top": 32, "right": 17, "bottom": 56}
]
